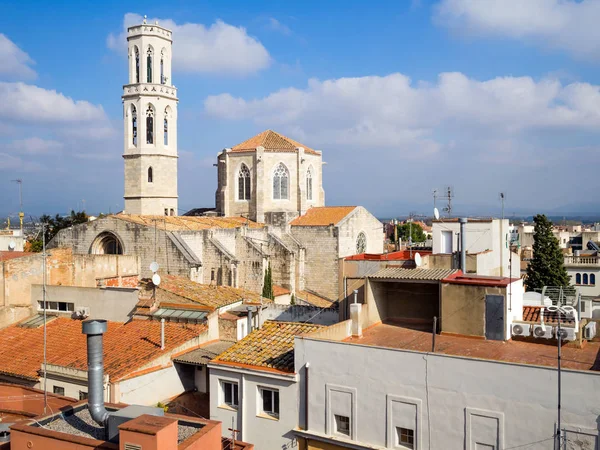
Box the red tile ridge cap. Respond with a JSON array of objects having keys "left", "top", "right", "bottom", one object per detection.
[{"left": 209, "top": 359, "right": 296, "bottom": 375}]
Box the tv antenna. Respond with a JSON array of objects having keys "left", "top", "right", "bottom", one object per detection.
[
  {"left": 442, "top": 186, "right": 453, "bottom": 217},
  {"left": 499, "top": 192, "right": 506, "bottom": 220},
  {"left": 11, "top": 179, "right": 24, "bottom": 235},
  {"left": 432, "top": 189, "right": 438, "bottom": 209}
]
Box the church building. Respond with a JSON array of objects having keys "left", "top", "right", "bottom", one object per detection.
[{"left": 50, "top": 19, "right": 383, "bottom": 303}]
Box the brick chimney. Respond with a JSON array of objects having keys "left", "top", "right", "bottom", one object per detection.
[{"left": 119, "top": 414, "right": 178, "bottom": 450}]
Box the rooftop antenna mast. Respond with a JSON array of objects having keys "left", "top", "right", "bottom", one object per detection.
[
  {"left": 432, "top": 189, "right": 438, "bottom": 210},
  {"left": 499, "top": 192, "right": 506, "bottom": 220},
  {"left": 442, "top": 186, "right": 453, "bottom": 218},
  {"left": 11, "top": 179, "right": 23, "bottom": 235}
]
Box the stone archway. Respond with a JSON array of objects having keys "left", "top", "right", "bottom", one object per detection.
[{"left": 90, "top": 232, "right": 124, "bottom": 255}]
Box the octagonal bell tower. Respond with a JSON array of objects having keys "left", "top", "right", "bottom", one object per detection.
[{"left": 122, "top": 17, "right": 178, "bottom": 216}]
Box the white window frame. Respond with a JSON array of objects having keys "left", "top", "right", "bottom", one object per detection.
[
  {"left": 334, "top": 414, "right": 351, "bottom": 437},
  {"left": 220, "top": 380, "right": 239, "bottom": 409},
  {"left": 465, "top": 407, "right": 504, "bottom": 450},
  {"left": 386, "top": 394, "right": 421, "bottom": 449},
  {"left": 325, "top": 384, "right": 357, "bottom": 440},
  {"left": 258, "top": 387, "right": 280, "bottom": 419},
  {"left": 38, "top": 301, "right": 74, "bottom": 313},
  {"left": 396, "top": 427, "right": 415, "bottom": 449}
]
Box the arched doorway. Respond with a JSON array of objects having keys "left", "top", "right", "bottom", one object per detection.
[{"left": 90, "top": 232, "right": 124, "bottom": 255}]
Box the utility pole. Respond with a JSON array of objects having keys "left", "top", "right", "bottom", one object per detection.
[
  {"left": 11, "top": 179, "right": 23, "bottom": 235},
  {"left": 42, "top": 222, "right": 48, "bottom": 414}
]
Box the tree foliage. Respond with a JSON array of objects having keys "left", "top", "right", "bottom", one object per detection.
[
  {"left": 28, "top": 210, "right": 88, "bottom": 252},
  {"left": 261, "top": 261, "right": 274, "bottom": 300},
  {"left": 525, "top": 214, "right": 570, "bottom": 291},
  {"left": 395, "top": 222, "right": 427, "bottom": 243}
]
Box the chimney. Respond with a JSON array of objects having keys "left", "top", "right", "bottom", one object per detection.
[
  {"left": 247, "top": 306, "right": 254, "bottom": 333},
  {"left": 82, "top": 319, "right": 110, "bottom": 426},
  {"left": 459, "top": 218, "right": 468, "bottom": 272},
  {"left": 160, "top": 318, "right": 165, "bottom": 350},
  {"left": 350, "top": 290, "right": 362, "bottom": 338}
]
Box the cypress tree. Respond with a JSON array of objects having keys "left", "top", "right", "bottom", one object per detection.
[
  {"left": 262, "top": 261, "right": 274, "bottom": 300},
  {"left": 525, "top": 214, "right": 570, "bottom": 291}
]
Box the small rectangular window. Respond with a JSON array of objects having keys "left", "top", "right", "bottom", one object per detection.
[
  {"left": 397, "top": 427, "right": 414, "bottom": 449},
  {"left": 334, "top": 414, "right": 350, "bottom": 436},
  {"left": 79, "top": 391, "right": 88, "bottom": 400},
  {"left": 261, "top": 388, "right": 280, "bottom": 418},
  {"left": 222, "top": 381, "right": 239, "bottom": 408},
  {"left": 53, "top": 386, "right": 65, "bottom": 396}
]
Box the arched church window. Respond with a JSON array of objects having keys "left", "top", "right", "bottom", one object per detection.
[
  {"left": 134, "top": 47, "right": 140, "bottom": 83},
  {"left": 164, "top": 117, "right": 168, "bottom": 146},
  {"left": 583, "top": 273, "right": 589, "bottom": 285},
  {"left": 148, "top": 167, "right": 153, "bottom": 183},
  {"left": 131, "top": 105, "right": 137, "bottom": 146},
  {"left": 238, "top": 164, "right": 251, "bottom": 200},
  {"left": 160, "top": 49, "right": 165, "bottom": 84},
  {"left": 591, "top": 274, "right": 596, "bottom": 285},
  {"left": 576, "top": 273, "right": 581, "bottom": 284},
  {"left": 273, "top": 163, "right": 289, "bottom": 200},
  {"left": 147, "top": 47, "right": 153, "bottom": 83},
  {"left": 170, "top": 208, "right": 175, "bottom": 216},
  {"left": 306, "top": 167, "right": 313, "bottom": 201},
  {"left": 356, "top": 232, "right": 367, "bottom": 254},
  {"left": 146, "top": 105, "right": 154, "bottom": 144}
]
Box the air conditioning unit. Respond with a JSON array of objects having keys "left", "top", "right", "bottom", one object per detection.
[
  {"left": 74, "top": 307, "right": 90, "bottom": 319},
  {"left": 583, "top": 322, "right": 597, "bottom": 340},
  {"left": 533, "top": 324, "right": 553, "bottom": 339},
  {"left": 555, "top": 327, "right": 577, "bottom": 341},
  {"left": 511, "top": 323, "right": 531, "bottom": 337}
]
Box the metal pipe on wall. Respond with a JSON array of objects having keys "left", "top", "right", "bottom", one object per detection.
[
  {"left": 82, "top": 319, "right": 110, "bottom": 426},
  {"left": 459, "top": 218, "right": 468, "bottom": 272}
]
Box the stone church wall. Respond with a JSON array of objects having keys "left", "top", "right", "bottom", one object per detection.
[
  {"left": 291, "top": 226, "right": 340, "bottom": 301},
  {"left": 337, "top": 206, "right": 384, "bottom": 258}
]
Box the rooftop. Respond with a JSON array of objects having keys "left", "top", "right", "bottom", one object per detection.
[
  {"left": 157, "top": 275, "right": 266, "bottom": 311},
  {"left": 0, "top": 250, "right": 30, "bottom": 262},
  {"left": 521, "top": 306, "right": 576, "bottom": 325},
  {"left": 443, "top": 273, "right": 519, "bottom": 287},
  {"left": 173, "top": 340, "right": 235, "bottom": 366},
  {"left": 290, "top": 206, "right": 357, "bottom": 227},
  {"left": 230, "top": 129, "right": 319, "bottom": 155},
  {"left": 0, "top": 317, "right": 205, "bottom": 381},
  {"left": 273, "top": 285, "right": 291, "bottom": 297},
  {"left": 342, "top": 321, "right": 600, "bottom": 372},
  {"left": 368, "top": 267, "right": 458, "bottom": 281},
  {"left": 296, "top": 290, "right": 335, "bottom": 308},
  {"left": 113, "top": 214, "right": 264, "bottom": 230},
  {"left": 0, "top": 382, "right": 76, "bottom": 422},
  {"left": 212, "top": 320, "right": 323, "bottom": 373},
  {"left": 345, "top": 250, "right": 432, "bottom": 261}
]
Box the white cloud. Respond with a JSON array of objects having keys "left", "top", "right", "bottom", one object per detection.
[
  {"left": 266, "top": 18, "right": 292, "bottom": 36},
  {"left": 433, "top": 0, "right": 600, "bottom": 60},
  {"left": 204, "top": 72, "right": 600, "bottom": 157},
  {"left": 0, "top": 152, "right": 43, "bottom": 172},
  {"left": 0, "top": 82, "right": 108, "bottom": 124},
  {"left": 5, "top": 137, "right": 63, "bottom": 155},
  {"left": 108, "top": 13, "right": 271, "bottom": 75},
  {"left": 0, "top": 34, "right": 36, "bottom": 80}
]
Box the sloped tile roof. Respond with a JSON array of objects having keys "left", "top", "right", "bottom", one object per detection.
[
  {"left": 296, "top": 290, "right": 334, "bottom": 308},
  {"left": 0, "top": 251, "right": 31, "bottom": 262},
  {"left": 0, "top": 317, "right": 205, "bottom": 381},
  {"left": 522, "top": 306, "right": 576, "bottom": 325},
  {"left": 369, "top": 267, "right": 458, "bottom": 281},
  {"left": 113, "top": 215, "right": 264, "bottom": 231},
  {"left": 230, "top": 130, "right": 319, "bottom": 155},
  {"left": 273, "top": 285, "right": 291, "bottom": 297},
  {"left": 173, "top": 341, "right": 234, "bottom": 365},
  {"left": 290, "top": 206, "right": 357, "bottom": 226},
  {"left": 158, "top": 275, "right": 267, "bottom": 311},
  {"left": 212, "top": 321, "right": 322, "bottom": 373}
]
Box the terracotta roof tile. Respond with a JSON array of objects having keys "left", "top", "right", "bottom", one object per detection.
[
  {"left": 521, "top": 306, "right": 576, "bottom": 325},
  {"left": 296, "top": 290, "right": 334, "bottom": 308},
  {"left": 157, "top": 275, "right": 267, "bottom": 311},
  {"left": 212, "top": 321, "right": 322, "bottom": 373},
  {"left": 290, "top": 206, "right": 357, "bottom": 227},
  {"left": 273, "top": 285, "right": 291, "bottom": 297},
  {"left": 0, "top": 251, "right": 31, "bottom": 262},
  {"left": 230, "top": 130, "right": 319, "bottom": 155},
  {"left": 0, "top": 318, "right": 205, "bottom": 381},
  {"left": 113, "top": 215, "right": 264, "bottom": 231}
]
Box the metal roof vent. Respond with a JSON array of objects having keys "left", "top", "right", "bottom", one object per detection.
[{"left": 82, "top": 319, "right": 110, "bottom": 427}]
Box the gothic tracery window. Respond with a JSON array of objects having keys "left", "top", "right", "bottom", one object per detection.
[
  {"left": 164, "top": 115, "right": 168, "bottom": 146},
  {"left": 147, "top": 47, "right": 153, "bottom": 83},
  {"left": 160, "top": 49, "right": 165, "bottom": 84},
  {"left": 134, "top": 47, "right": 140, "bottom": 83},
  {"left": 356, "top": 232, "right": 367, "bottom": 254},
  {"left": 146, "top": 105, "right": 154, "bottom": 144},
  {"left": 131, "top": 105, "right": 137, "bottom": 146},
  {"left": 273, "top": 163, "right": 289, "bottom": 200},
  {"left": 306, "top": 167, "right": 313, "bottom": 201},
  {"left": 238, "top": 164, "right": 251, "bottom": 200}
]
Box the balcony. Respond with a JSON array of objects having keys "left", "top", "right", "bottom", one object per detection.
[{"left": 564, "top": 256, "right": 600, "bottom": 266}]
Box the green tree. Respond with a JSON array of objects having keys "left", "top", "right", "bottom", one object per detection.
[
  {"left": 525, "top": 214, "right": 570, "bottom": 291},
  {"left": 28, "top": 210, "right": 88, "bottom": 252},
  {"left": 261, "top": 262, "right": 274, "bottom": 300},
  {"left": 396, "top": 222, "right": 426, "bottom": 243}
]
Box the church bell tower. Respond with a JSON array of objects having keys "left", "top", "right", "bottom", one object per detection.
[{"left": 122, "top": 17, "right": 178, "bottom": 216}]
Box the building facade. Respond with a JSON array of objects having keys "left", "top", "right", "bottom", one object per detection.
[
  {"left": 123, "top": 20, "right": 178, "bottom": 216},
  {"left": 216, "top": 130, "right": 325, "bottom": 224}
]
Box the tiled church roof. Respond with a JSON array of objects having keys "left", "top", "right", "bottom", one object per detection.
[
  {"left": 113, "top": 215, "right": 264, "bottom": 230},
  {"left": 230, "top": 130, "right": 320, "bottom": 155},
  {"left": 290, "top": 206, "right": 357, "bottom": 226}
]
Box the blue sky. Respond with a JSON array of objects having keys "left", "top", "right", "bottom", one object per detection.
[{"left": 1, "top": 0, "right": 600, "bottom": 219}]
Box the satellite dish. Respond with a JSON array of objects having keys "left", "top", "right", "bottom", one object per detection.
[
  {"left": 149, "top": 262, "right": 159, "bottom": 273},
  {"left": 433, "top": 208, "right": 440, "bottom": 220},
  {"left": 414, "top": 252, "right": 422, "bottom": 267},
  {"left": 152, "top": 273, "right": 161, "bottom": 286},
  {"left": 8, "top": 241, "right": 16, "bottom": 251}
]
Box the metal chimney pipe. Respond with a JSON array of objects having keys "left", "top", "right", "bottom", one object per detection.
[
  {"left": 459, "top": 218, "right": 468, "bottom": 272},
  {"left": 353, "top": 289, "right": 358, "bottom": 304},
  {"left": 247, "top": 307, "right": 254, "bottom": 334},
  {"left": 82, "top": 319, "right": 109, "bottom": 426},
  {"left": 160, "top": 318, "right": 165, "bottom": 350}
]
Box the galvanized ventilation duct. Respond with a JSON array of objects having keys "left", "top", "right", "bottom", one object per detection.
[{"left": 82, "top": 319, "right": 110, "bottom": 426}]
